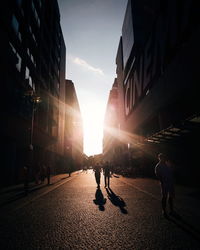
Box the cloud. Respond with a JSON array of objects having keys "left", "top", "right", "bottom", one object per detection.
[{"left": 73, "top": 57, "right": 104, "bottom": 75}]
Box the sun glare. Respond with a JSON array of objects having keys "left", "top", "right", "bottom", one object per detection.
[{"left": 82, "top": 101, "right": 105, "bottom": 156}]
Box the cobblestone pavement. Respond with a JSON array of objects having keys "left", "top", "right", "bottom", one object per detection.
[{"left": 0, "top": 170, "right": 200, "bottom": 249}]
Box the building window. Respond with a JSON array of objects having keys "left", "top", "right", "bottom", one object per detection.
[
  {"left": 28, "top": 76, "right": 33, "bottom": 88},
  {"left": 25, "top": 67, "right": 30, "bottom": 79},
  {"left": 27, "top": 47, "right": 36, "bottom": 67},
  {"left": 9, "top": 42, "right": 16, "bottom": 54},
  {"left": 32, "top": 82, "right": 36, "bottom": 92},
  {"left": 16, "top": 53, "right": 22, "bottom": 72},
  {"left": 9, "top": 42, "right": 22, "bottom": 72},
  {"left": 32, "top": 32, "right": 36, "bottom": 42},
  {"left": 27, "top": 48, "right": 30, "bottom": 56},
  {"left": 30, "top": 54, "right": 34, "bottom": 63},
  {"left": 25, "top": 67, "right": 34, "bottom": 89},
  {"left": 29, "top": 26, "right": 38, "bottom": 46},
  {"left": 18, "top": 32, "right": 22, "bottom": 41},
  {"left": 37, "top": 0, "right": 42, "bottom": 8},
  {"left": 11, "top": 15, "right": 22, "bottom": 41},
  {"left": 11, "top": 15, "right": 19, "bottom": 34},
  {"left": 32, "top": 1, "right": 40, "bottom": 27}
]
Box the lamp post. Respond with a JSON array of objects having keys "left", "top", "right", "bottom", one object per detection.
[
  {"left": 30, "top": 95, "right": 41, "bottom": 150},
  {"left": 24, "top": 90, "right": 41, "bottom": 150},
  {"left": 23, "top": 90, "right": 41, "bottom": 192}
]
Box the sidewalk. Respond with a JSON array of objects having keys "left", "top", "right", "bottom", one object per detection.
[{"left": 0, "top": 172, "right": 79, "bottom": 208}]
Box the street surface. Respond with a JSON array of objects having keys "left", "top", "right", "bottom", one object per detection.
[{"left": 0, "top": 170, "right": 200, "bottom": 249}]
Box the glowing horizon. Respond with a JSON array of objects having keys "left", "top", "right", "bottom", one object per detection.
[{"left": 81, "top": 96, "right": 106, "bottom": 157}]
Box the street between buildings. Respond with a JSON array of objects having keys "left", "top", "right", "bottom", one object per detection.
[{"left": 0, "top": 170, "right": 200, "bottom": 249}]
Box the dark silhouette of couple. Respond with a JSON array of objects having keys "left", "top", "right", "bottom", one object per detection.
[{"left": 93, "top": 162, "right": 112, "bottom": 189}]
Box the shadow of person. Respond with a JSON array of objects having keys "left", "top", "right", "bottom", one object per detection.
[
  {"left": 93, "top": 187, "right": 106, "bottom": 211},
  {"left": 106, "top": 187, "right": 128, "bottom": 214},
  {"left": 165, "top": 211, "right": 200, "bottom": 243}
]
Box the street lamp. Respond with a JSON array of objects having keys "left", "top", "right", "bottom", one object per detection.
[
  {"left": 24, "top": 90, "right": 41, "bottom": 150},
  {"left": 22, "top": 91, "right": 41, "bottom": 192},
  {"left": 30, "top": 95, "right": 41, "bottom": 150}
]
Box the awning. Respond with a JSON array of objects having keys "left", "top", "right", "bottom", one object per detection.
[{"left": 145, "top": 114, "right": 200, "bottom": 144}]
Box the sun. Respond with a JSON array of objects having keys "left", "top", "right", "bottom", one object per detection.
[{"left": 82, "top": 100, "right": 105, "bottom": 156}]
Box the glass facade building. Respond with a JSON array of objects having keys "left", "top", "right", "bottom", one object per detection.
[{"left": 0, "top": 0, "right": 68, "bottom": 185}]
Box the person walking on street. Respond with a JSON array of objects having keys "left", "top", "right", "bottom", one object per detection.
[
  {"left": 40, "top": 164, "right": 46, "bottom": 183},
  {"left": 46, "top": 165, "right": 51, "bottom": 185},
  {"left": 155, "top": 153, "right": 175, "bottom": 217},
  {"left": 93, "top": 163, "right": 101, "bottom": 188},
  {"left": 103, "top": 161, "right": 112, "bottom": 188}
]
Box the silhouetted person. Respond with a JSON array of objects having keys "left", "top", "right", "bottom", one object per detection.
[
  {"left": 68, "top": 164, "right": 73, "bottom": 177},
  {"left": 40, "top": 164, "right": 46, "bottom": 183},
  {"left": 155, "top": 153, "right": 175, "bottom": 217},
  {"left": 46, "top": 165, "right": 51, "bottom": 185},
  {"left": 103, "top": 161, "right": 112, "bottom": 188},
  {"left": 82, "top": 166, "right": 87, "bottom": 173},
  {"left": 93, "top": 163, "right": 101, "bottom": 188},
  {"left": 93, "top": 188, "right": 106, "bottom": 211}
]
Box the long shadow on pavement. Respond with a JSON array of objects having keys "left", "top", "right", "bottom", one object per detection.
[
  {"left": 0, "top": 175, "right": 71, "bottom": 208},
  {"left": 0, "top": 182, "right": 55, "bottom": 208},
  {"left": 106, "top": 187, "right": 128, "bottom": 214},
  {"left": 166, "top": 212, "right": 200, "bottom": 243},
  {"left": 93, "top": 187, "right": 106, "bottom": 211}
]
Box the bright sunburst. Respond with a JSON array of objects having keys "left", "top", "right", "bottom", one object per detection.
[{"left": 82, "top": 99, "right": 105, "bottom": 156}]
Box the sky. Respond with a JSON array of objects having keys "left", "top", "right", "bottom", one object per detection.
[{"left": 57, "top": 0, "right": 128, "bottom": 156}]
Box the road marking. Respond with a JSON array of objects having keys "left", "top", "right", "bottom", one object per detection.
[
  {"left": 118, "top": 178, "right": 160, "bottom": 201},
  {"left": 13, "top": 175, "right": 77, "bottom": 212}
]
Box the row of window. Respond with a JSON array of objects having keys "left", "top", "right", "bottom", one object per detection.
[
  {"left": 31, "top": 0, "right": 40, "bottom": 27},
  {"left": 11, "top": 15, "right": 22, "bottom": 41},
  {"left": 27, "top": 48, "right": 36, "bottom": 67},
  {"left": 9, "top": 41, "right": 35, "bottom": 92},
  {"left": 10, "top": 0, "right": 62, "bottom": 93}
]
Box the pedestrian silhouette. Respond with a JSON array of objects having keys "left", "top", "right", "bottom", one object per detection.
[
  {"left": 68, "top": 164, "right": 73, "bottom": 177},
  {"left": 93, "top": 163, "right": 101, "bottom": 188},
  {"left": 103, "top": 161, "right": 112, "bottom": 188},
  {"left": 40, "top": 164, "right": 46, "bottom": 183},
  {"left": 46, "top": 165, "right": 51, "bottom": 185},
  {"left": 93, "top": 187, "right": 106, "bottom": 211},
  {"left": 82, "top": 166, "right": 88, "bottom": 173},
  {"left": 106, "top": 187, "right": 127, "bottom": 214},
  {"left": 155, "top": 153, "right": 176, "bottom": 217}
]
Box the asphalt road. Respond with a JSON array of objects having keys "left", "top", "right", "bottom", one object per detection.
[{"left": 0, "top": 170, "right": 200, "bottom": 249}]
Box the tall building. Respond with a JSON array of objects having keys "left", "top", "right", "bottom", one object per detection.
[
  {"left": 103, "top": 78, "right": 119, "bottom": 162},
  {"left": 64, "top": 80, "right": 83, "bottom": 171},
  {"left": 107, "top": 0, "right": 200, "bottom": 182},
  {"left": 0, "top": 0, "right": 67, "bottom": 186}
]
